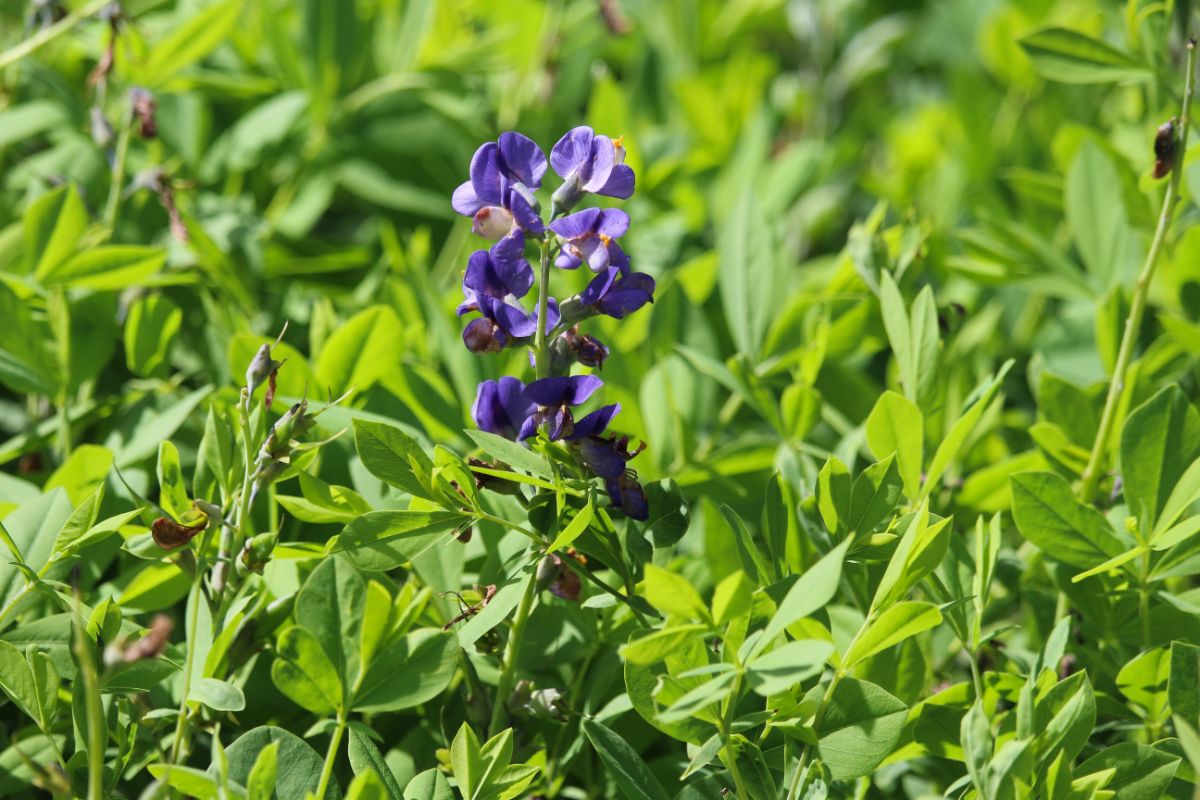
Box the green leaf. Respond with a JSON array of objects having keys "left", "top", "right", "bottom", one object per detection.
[
  {"left": 745, "top": 639, "right": 833, "bottom": 696},
  {"left": 403, "top": 768, "right": 453, "bottom": 800},
  {"left": 810, "top": 677, "right": 908, "bottom": 781},
  {"left": 641, "top": 564, "right": 706, "bottom": 619},
  {"left": 345, "top": 769, "right": 390, "bottom": 800},
  {"left": 353, "top": 419, "right": 435, "bottom": 500},
  {"left": 1066, "top": 141, "right": 1130, "bottom": 291},
  {"left": 0, "top": 641, "right": 37, "bottom": 722},
  {"left": 244, "top": 741, "right": 278, "bottom": 800},
  {"left": 1152, "top": 457, "right": 1200, "bottom": 542},
  {"left": 878, "top": 273, "right": 939, "bottom": 407},
  {"left": 222, "top": 726, "right": 339, "bottom": 800},
  {"left": 1170, "top": 641, "right": 1200, "bottom": 724},
  {"left": 1120, "top": 386, "right": 1200, "bottom": 532},
  {"left": 140, "top": 0, "right": 244, "bottom": 87},
  {"left": 38, "top": 246, "right": 166, "bottom": 289},
  {"left": 620, "top": 625, "right": 708, "bottom": 666},
  {"left": 865, "top": 391, "right": 924, "bottom": 499},
  {"left": 711, "top": 570, "right": 754, "bottom": 625},
  {"left": 657, "top": 670, "right": 737, "bottom": 724},
  {"left": 818, "top": 456, "right": 852, "bottom": 535},
  {"left": 0, "top": 489, "right": 72, "bottom": 616},
  {"left": 872, "top": 502, "right": 951, "bottom": 610},
  {"left": 1011, "top": 472, "right": 1124, "bottom": 569},
  {"left": 353, "top": 629, "right": 457, "bottom": 713},
  {"left": 1076, "top": 743, "right": 1180, "bottom": 799},
  {"left": 961, "top": 701, "right": 991, "bottom": 798},
  {"left": 581, "top": 717, "right": 671, "bottom": 800},
  {"left": 271, "top": 626, "right": 343, "bottom": 715},
  {"left": 0, "top": 283, "right": 55, "bottom": 395},
  {"left": 348, "top": 728, "right": 405, "bottom": 800},
  {"left": 548, "top": 500, "right": 594, "bottom": 553},
  {"left": 847, "top": 456, "right": 903, "bottom": 536},
  {"left": 924, "top": 360, "right": 1013, "bottom": 495},
  {"left": 190, "top": 677, "right": 247, "bottom": 712},
  {"left": 24, "top": 186, "right": 86, "bottom": 277},
  {"left": 296, "top": 555, "right": 364, "bottom": 694},
  {"left": 124, "top": 294, "right": 182, "bottom": 378},
  {"left": 148, "top": 764, "right": 247, "bottom": 799},
  {"left": 464, "top": 429, "right": 552, "bottom": 479},
  {"left": 278, "top": 473, "right": 372, "bottom": 525},
  {"left": 316, "top": 306, "right": 403, "bottom": 395},
  {"left": 1019, "top": 27, "right": 1152, "bottom": 84},
  {"left": 843, "top": 601, "right": 943, "bottom": 668},
  {"left": 157, "top": 440, "right": 190, "bottom": 522},
  {"left": 330, "top": 510, "right": 468, "bottom": 572},
  {"left": 754, "top": 538, "right": 852, "bottom": 658}
]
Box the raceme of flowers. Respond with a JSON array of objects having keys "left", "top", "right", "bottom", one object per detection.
[{"left": 452, "top": 127, "right": 653, "bottom": 519}]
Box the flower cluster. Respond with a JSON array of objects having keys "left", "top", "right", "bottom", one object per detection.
[{"left": 452, "top": 127, "right": 654, "bottom": 519}]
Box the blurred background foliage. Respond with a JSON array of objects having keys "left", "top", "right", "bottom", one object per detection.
[{"left": 2, "top": 0, "right": 1200, "bottom": 789}]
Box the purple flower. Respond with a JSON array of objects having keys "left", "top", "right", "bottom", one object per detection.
[
  {"left": 452, "top": 133, "right": 547, "bottom": 239},
  {"left": 574, "top": 433, "right": 647, "bottom": 519},
  {"left": 550, "top": 208, "right": 630, "bottom": 272},
  {"left": 473, "top": 377, "right": 537, "bottom": 440},
  {"left": 518, "top": 375, "right": 603, "bottom": 441},
  {"left": 550, "top": 126, "right": 635, "bottom": 214},
  {"left": 457, "top": 246, "right": 534, "bottom": 316},
  {"left": 568, "top": 267, "right": 655, "bottom": 320}
]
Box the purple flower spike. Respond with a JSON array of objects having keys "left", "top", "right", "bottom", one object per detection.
[
  {"left": 473, "top": 377, "right": 537, "bottom": 440},
  {"left": 550, "top": 126, "right": 635, "bottom": 213},
  {"left": 577, "top": 267, "right": 656, "bottom": 319},
  {"left": 550, "top": 208, "right": 631, "bottom": 272}
]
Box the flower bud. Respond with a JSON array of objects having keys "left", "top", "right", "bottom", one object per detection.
[
  {"left": 240, "top": 530, "right": 278, "bottom": 574},
  {"left": 527, "top": 687, "right": 569, "bottom": 721},
  {"left": 564, "top": 326, "right": 608, "bottom": 369},
  {"left": 129, "top": 87, "right": 157, "bottom": 139},
  {"left": 555, "top": 295, "right": 595, "bottom": 326},
  {"left": 472, "top": 206, "right": 514, "bottom": 240},
  {"left": 1153, "top": 119, "right": 1177, "bottom": 179},
  {"left": 462, "top": 318, "right": 506, "bottom": 353},
  {"left": 245, "top": 343, "right": 281, "bottom": 398},
  {"left": 551, "top": 178, "right": 584, "bottom": 218},
  {"left": 90, "top": 106, "right": 114, "bottom": 148},
  {"left": 536, "top": 553, "right": 562, "bottom": 591}
]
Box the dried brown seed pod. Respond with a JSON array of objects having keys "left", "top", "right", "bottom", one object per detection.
[
  {"left": 1153, "top": 119, "right": 1177, "bottom": 179},
  {"left": 151, "top": 517, "right": 206, "bottom": 550}
]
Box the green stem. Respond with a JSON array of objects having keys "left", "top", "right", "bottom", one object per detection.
[
  {"left": 720, "top": 672, "right": 749, "bottom": 800},
  {"left": 488, "top": 573, "right": 538, "bottom": 737},
  {"left": 1079, "top": 40, "right": 1196, "bottom": 503},
  {"left": 72, "top": 602, "right": 105, "bottom": 800},
  {"left": 214, "top": 392, "right": 255, "bottom": 606},
  {"left": 314, "top": 718, "right": 347, "bottom": 800},
  {"left": 167, "top": 560, "right": 207, "bottom": 765},
  {"left": 784, "top": 672, "right": 844, "bottom": 800},
  {"left": 103, "top": 110, "right": 133, "bottom": 233},
  {"left": 0, "top": 0, "right": 112, "bottom": 71},
  {"left": 1140, "top": 547, "right": 1152, "bottom": 650},
  {"left": 534, "top": 240, "right": 552, "bottom": 380}
]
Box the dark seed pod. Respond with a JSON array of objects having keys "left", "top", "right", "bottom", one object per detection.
[
  {"left": 1153, "top": 119, "right": 1176, "bottom": 179},
  {"left": 151, "top": 517, "right": 206, "bottom": 550}
]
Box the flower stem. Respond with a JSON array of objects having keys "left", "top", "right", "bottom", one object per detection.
[
  {"left": 72, "top": 600, "right": 105, "bottom": 800},
  {"left": 1079, "top": 39, "right": 1196, "bottom": 504},
  {"left": 534, "top": 239, "right": 552, "bottom": 380},
  {"left": 214, "top": 391, "right": 255, "bottom": 605},
  {"left": 103, "top": 109, "right": 133, "bottom": 233},
  {"left": 0, "top": 0, "right": 111, "bottom": 71},
  {"left": 488, "top": 572, "right": 538, "bottom": 737},
  {"left": 314, "top": 718, "right": 347, "bottom": 800}
]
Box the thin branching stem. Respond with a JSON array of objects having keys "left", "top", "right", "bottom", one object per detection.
[{"left": 1079, "top": 39, "right": 1197, "bottom": 503}]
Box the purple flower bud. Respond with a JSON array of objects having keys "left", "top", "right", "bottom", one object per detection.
[
  {"left": 462, "top": 317, "right": 507, "bottom": 353},
  {"left": 605, "top": 472, "right": 648, "bottom": 520},
  {"left": 563, "top": 326, "right": 609, "bottom": 369}
]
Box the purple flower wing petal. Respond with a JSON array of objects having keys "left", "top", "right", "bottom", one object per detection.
[
  {"left": 497, "top": 376, "right": 535, "bottom": 428},
  {"left": 598, "top": 273, "right": 656, "bottom": 318},
  {"left": 490, "top": 236, "right": 534, "bottom": 298},
  {"left": 490, "top": 300, "right": 537, "bottom": 339},
  {"left": 563, "top": 374, "right": 603, "bottom": 405},
  {"left": 595, "top": 208, "right": 630, "bottom": 239},
  {"left": 469, "top": 143, "right": 503, "bottom": 206},
  {"left": 597, "top": 164, "right": 635, "bottom": 199},
  {"left": 579, "top": 267, "right": 620, "bottom": 305},
  {"left": 569, "top": 403, "right": 621, "bottom": 441},
  {"left": 547, "top": 406, "right": 570, "bottom": 441},
  {"left": 583, "top": 439, "right": 629, "bottom": 479},
  {"left": 524, "top": 376, "right": 573, "bottom": 406},
  {"left": 518, "top": 415, "right": 538, "bottom": 441},
  {"left": 550, "top": 126, "right": 595, "bottom": 179},
  {"left": 583, "top": 239, "right": 611, "bottom": 272},
  {"left": 472, "top": 381, "right": 501, "bottom": 434},
  {"left": 549, "top": 207, "right": 600, "bottom": 240},
  {"left": 452, "top": 181, "right": 485, "bottom": 216},
  {"left": 497, "top": 132, "right": 547, "bottom": 188},
  {"left": 555, "top": 253, "right": 582, "bottom": 270},
  {"left": 581, "top": 134, "right": 616, "bottom": 192}
]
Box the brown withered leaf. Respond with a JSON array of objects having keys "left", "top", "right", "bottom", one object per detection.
[{"left": 123, "top": 614, "right": 173, "bottom": 663}]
